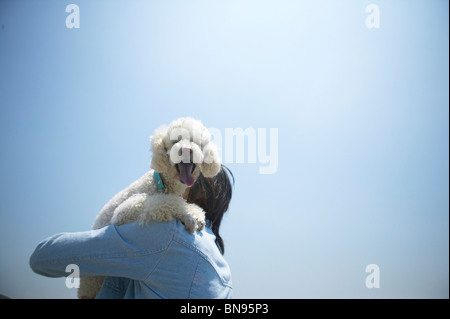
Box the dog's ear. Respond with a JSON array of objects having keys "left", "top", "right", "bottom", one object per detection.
[
  {"left": 201, "top": 142, "right": 221, "bottom": 177},
  {"left": 150, "top": 126, "right": 171, "bottom": 173}
]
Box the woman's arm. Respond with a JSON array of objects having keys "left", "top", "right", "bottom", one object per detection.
[{"left": 29, "top": 221, "right": 174, "bottom": 280}]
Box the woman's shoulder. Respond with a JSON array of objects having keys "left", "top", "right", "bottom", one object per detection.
[
  {"left": 171, "top": 219, "right": 216, "bottom": 251},
  {"left": 123, "top": 219, "right": 233, "bottom": 294},
  {"left": 118, "top": 219, "right": 224, "bottom": 265},
  {"left": 116, "top": 219, "right": 210, "bottom": 252},
  {"left": 113, "top": 219, "right": 178, "bottom": 253},
  {"left": 171, "top": 220, "right": 232, "bottom": 282}
]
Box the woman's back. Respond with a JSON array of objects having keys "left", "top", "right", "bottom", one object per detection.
[
  {"left": 30, "top": 219, "right": 232, "bottom": 299},
  {"left": 97, "top": 219, "right": 233, "bottom": 299}
]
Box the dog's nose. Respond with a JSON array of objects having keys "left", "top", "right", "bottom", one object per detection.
[{"left": 180, "top": 148, "right": 193, "bottom": 163}]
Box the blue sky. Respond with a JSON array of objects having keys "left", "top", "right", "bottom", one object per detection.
[{"left": 0, "top": 0, "right": 448, "bottom": 298}]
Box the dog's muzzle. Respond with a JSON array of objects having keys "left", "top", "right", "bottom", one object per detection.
[{"left": 175, "top": 148, "right": 196, "bottom": 186}]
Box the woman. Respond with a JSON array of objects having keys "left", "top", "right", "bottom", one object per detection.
[{"left": 29, "top": 166, "right": 234, "bottom": 299}]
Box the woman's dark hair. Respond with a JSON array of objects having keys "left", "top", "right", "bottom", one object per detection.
[{"left": 186, "top": 165, "right": 234, "bottom": 254}]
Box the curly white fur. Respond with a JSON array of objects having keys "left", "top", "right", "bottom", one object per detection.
[{"left": 78, "top": 118, "right": 221, "bottom": 299}]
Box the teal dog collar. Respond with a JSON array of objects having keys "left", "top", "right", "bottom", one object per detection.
[{"left": 154, "top": 171, "right": 166, "bottom": 192}]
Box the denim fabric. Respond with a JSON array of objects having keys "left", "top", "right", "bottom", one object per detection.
[{"left": 30, "top": 219, "right": 232, "bottom": 299}]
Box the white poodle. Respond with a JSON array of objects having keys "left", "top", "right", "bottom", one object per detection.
[{"left": 78, "top": 117, "right": 221, "bottom": 299}]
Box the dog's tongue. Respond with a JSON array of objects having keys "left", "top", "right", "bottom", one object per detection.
[{"left": 178, "top": 163, "right": 195, "bottom": 186}]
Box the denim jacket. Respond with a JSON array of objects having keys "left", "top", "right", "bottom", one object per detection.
[{"left": 29, "top": 219, "right": 232, "bottom": 299}]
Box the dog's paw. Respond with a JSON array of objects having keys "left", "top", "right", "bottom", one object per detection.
[
  {"left": 181, "top": 214, "right": 197, "bottom": 234},
  {"left": 180, "top": 213, "right": 206, "bottom": 234},
  {"left": 190, "top": 204, "right": 206, "bottom": 231},
  {"left": 194, "top": 212, "right": 206, "bottom": 231},
  {"left": 180, "top": 204, "right": 206, "bottom": 233}
]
